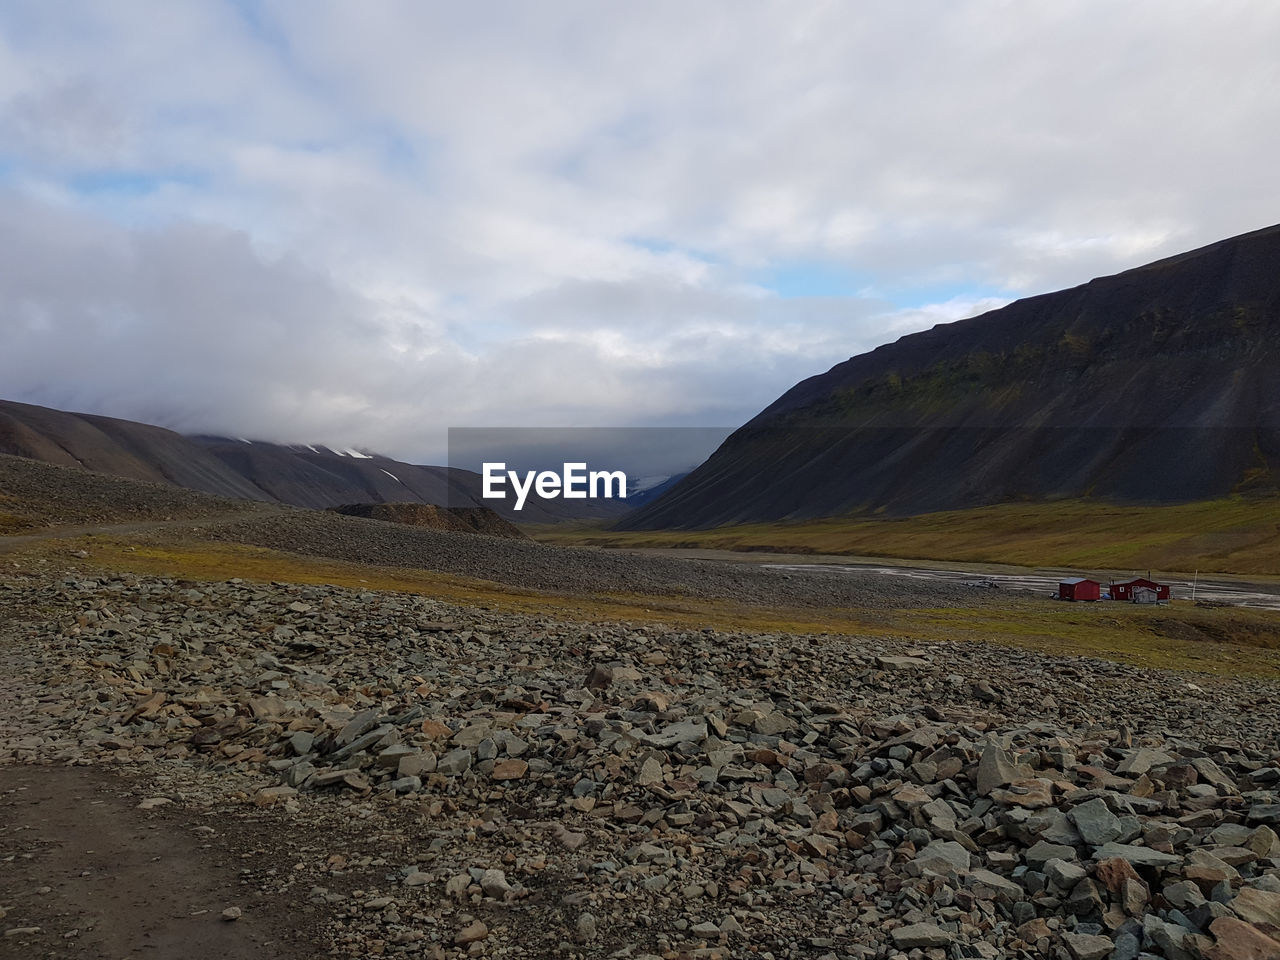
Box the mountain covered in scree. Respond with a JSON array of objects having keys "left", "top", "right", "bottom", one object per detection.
[
  {"left": 0, "top": 399, "right": 622, "bottom": 523},
  {"left": 622, "top": 224, "right": 1280, "bottom": 529}
]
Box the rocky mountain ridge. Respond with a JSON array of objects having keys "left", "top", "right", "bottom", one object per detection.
[
  {"left": 624, "top": 224, "right": 1280, "bottom": 529},
  {"left": 0, "top": 399, "right": 621, "bottom": 524}
]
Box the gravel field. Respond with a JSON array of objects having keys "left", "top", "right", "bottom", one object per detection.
[
  {"left": 3, "top": 567, "right": 1280, "bottom": 959},
  {"left": 0, "top": 455, "right": 271, "bottom": 531},
  {"left": 4, "top": 455, "right": 1008, "bottom": 610},
  {"left": 201, "top": 510, "right": 1003, "bottom": 610}
]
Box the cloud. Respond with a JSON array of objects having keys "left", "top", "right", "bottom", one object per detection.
[
  {"left": 0, "top": 1, "right": 1278, "bottom": 463},
  {"left": 0, "top": 191, "right": 858, "bottom": 461}
]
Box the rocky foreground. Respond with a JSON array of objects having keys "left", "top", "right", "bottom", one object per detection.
[{"left": 3, "top": 569, "right": 1280, "bottom": 959}]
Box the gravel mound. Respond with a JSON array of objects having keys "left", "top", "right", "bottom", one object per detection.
[
  {"left": 0, "top": 454, "right": 267, "bottom": 530},
  {"left": 205, "top": 509, "right": 996, "bottom": 609},
  {"left": 2, "top": 570, "right": 1279, "bottom": 958},
  {"left": 329, "top": 503, "right": 529, "bottom": 539}
]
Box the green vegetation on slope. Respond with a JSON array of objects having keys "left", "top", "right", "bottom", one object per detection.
[{"left": 536, "top": 497, "right": 1280, "bottom": 576}]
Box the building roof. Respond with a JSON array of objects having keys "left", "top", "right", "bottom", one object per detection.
[{"left": 1060, "top": 577, "right": 1099, "bottom": 585}]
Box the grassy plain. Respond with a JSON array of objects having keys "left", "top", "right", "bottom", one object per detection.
[{"left": 531, "top": 497, "right": 1280, "bottom": 577}]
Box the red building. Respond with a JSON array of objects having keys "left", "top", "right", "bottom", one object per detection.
[
  {"left": 1058, "top": 577, "right": 1101, "bottom": 601},
  {"left": 1111, "top": 577, "right": 1171, "bottom": 602}
]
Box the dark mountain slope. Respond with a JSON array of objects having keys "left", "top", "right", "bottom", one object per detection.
[
  {"left": 622, "top": 224, "right": 1280, "bottom": 529},
  {"left": 189, "top": 438, "right": 624, "bottom": 522},
  {"left": 0, "top": 400, "right": 622, "bottom": 523},
  {"left": 190, "top": 437, "right": 466, "bottom": 511},
  {"left": 0, "top": 400, "right": 272, "bottom": 501}
]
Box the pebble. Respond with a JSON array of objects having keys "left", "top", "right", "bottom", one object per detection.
[{"left": 455, "top": 920, "right": 488, "bottom": 945}]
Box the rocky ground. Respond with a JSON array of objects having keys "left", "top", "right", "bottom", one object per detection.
[
  {"left": 1, "top": 453, "right": 1016, "bottom": 610},
  {"left": 3, "top": 565, "right": 1280, "bottom": 959},
  {"left": 197, "top": 510, "right": 1003, "bottom": 610},
  {"left": 0, "top": 455, "right": 272, "bottom": 532},
  {"left": 328, "top": 504, "right": 530, "bottom": 540}
]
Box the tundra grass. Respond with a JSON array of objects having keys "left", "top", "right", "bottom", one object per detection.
[
  {"left": 531, "top": 497, "right": 1280, "bottom": 577},
  {"left": 892, "top": 604, "right": 1280, "bottom": 677},
  {"left": 15, "top": 532, "right": 1280, "bottom": 680}
]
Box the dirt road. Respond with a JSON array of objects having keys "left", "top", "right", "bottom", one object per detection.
[{"left": 0, "top": 765, "right": 312, "bottom": 960}]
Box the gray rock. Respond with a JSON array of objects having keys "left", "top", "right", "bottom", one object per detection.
[
  {"left": 1069, "top": 797, "right": 1123, "bottom": 846},
  {"left": 330, "top": 725, "right": 392, "bottom": 761},
  {"left": 1092, "top": 843, "right": 1181, "bottom": 867},
  {"left": 1061, "top": 931, "right": 1113, "bottom": 960},
  {"left": 914, "top": 840, "right": 970, "bottom": 877},
  {"left": 1248, "top": 803, "right": 1280, "bottom": 824},
  {"left": 480, "top": 869, "right": 510, "bottom": 898},
  {"left": 336, "top": 709, "right": 380, "bottom": 746},
  {"left": 977, "top": 742, "right": 1031, "bottom": 796},
  {"left": 377, "top": 744, "right": 417, "bottom": 768},
  {"left": 890, "top": 922, "right": 952, "bottom": 948},
  {"left": 752, "top": 712, "right": 793, "bottom": 735},
  {"left": 1026, "top": 840, "right": 1078, "bottom": 868},
  {"left": 1191, "top": 757, "right": 1236, "bottom": 793},
  {"left": 1116, "top": 748, "right": 1172, "bottom": 776},
  {"left": 637, "top": 756, "right": 664, "bottom": 786},
  {"left": 289, "top": 730, "right": 314, "bottom": 755},
  {"left": 437, "top": 748, "right": 473, "bottom": 776},
  {"left": 965, "top": 868, "right": 1024, "bottom": 901},
  {"left": 1110, "top": 930, "right": 1140, "bottom": 960},
  {"left": 1030, "top": 808, "right": 1083, "bottom": 846},
  {"left": 1044, "top": 858, "right": 1087, "bottom": 888},
  {"left": 397, "top": 751, "right": 436, "bottom": 778},
  {"left": 1142, "top": 914, "right": 1191, "bottom": 960},
  {"left": 641, "top": 719, "right": 707, "bottom": 748},
  {"left": 1162, "top": 879, "right": 1206, "bottom": 910}
]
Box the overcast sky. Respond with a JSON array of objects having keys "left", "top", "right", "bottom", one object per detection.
[{"left": 1, "top": 2, "right": 1278, "bottom": 464}]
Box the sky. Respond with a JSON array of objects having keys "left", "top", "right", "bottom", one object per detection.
[{"left": 1, "top": 1, "right": 1278, "bottom": 465}]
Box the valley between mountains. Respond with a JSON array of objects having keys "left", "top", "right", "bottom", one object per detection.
[
  {"left": 5, "top": 224, "right": 1280, "bottom": 959},
  {"left": 3, "top": 448, "right": 1280, "bottom": 960}
]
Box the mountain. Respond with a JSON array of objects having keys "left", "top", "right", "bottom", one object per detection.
[
  {"left": 624, "top": 472, "right": 690, "bottom": 509},
  {"left": 0, "top": 399, "right": 267, "bottom": 501},
  {"left": 0, "top": 399, "right": 623, "bottom": 523},
  {"left": 621, "top": 224, "right": 1280, "bottom": 529},
  {"left": 188, "top": 435, "right": 479, "bottom": 511}
]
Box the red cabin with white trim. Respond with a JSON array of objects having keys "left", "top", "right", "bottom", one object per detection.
[{"left": 1112, "top": 577, "right": 1170, "bottom": 602}]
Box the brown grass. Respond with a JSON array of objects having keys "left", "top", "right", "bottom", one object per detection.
[{"left": 532, "top": 497, "right": 1280, "bottom": 577}]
